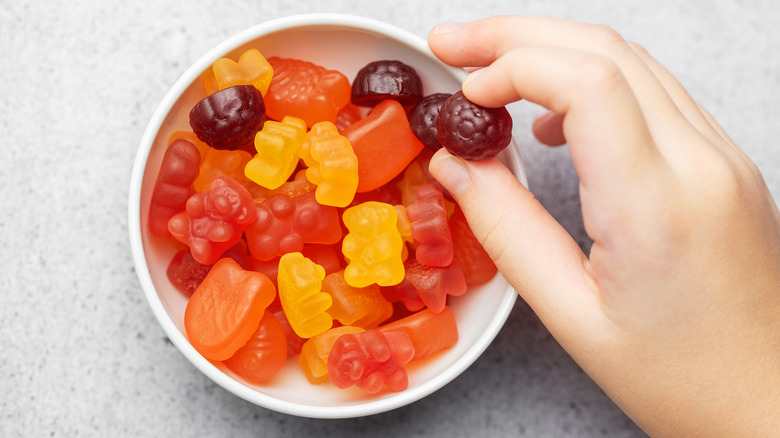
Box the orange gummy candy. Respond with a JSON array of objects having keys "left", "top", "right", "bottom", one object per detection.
[
  {"left": 343, "top": 99, "right": 424, "bottom": 192},
  {"left": 184, "top": 258, "right": 276, "bottom": 361},
  {"left": 212, "top": 48, "right": 274, "bottom": 95}
]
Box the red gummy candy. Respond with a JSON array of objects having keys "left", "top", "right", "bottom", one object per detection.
[
  {"left": 224, "top": 310, "right": 287, "bottom": 384},
  {"left": 166, "top": 240, "right": 256, "bottom": 297},
  {"left": 328, "top": 330, "right": 415, "bottom": 393},
  {"left": 168, "top": 176, "right": 257, "bottom": 265},
  {"left": 382, "top": 258, "right": 467, "bottom": 313},
  {"left": 406, "top": 183, "right": 454, "bottom": 267},
  {"left": 450, "top": 206, "right": 497, "bottom": 286},
  {"left": 148, "top": 139, "right": 201, "bottom": 238},
  {"left": 272, "top": 309, "right": 307, "bottom": 357},
  {"left": 244, "top": 191, "right": 342, "bottom": 261}
]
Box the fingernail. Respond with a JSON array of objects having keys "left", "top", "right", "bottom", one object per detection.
[
  {"left": 428, "top": 149, "right": 470, "bottom": 198},
  {"left": 431, "top": 22, "right": 465, "bottom": 36}
]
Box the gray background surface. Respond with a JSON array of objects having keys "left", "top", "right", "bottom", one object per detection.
[{"left": 2, "top": 1, "right": 778, "bottom": 436}]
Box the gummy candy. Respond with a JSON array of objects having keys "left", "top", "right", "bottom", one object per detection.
[
  {"left": 167, "top": 240, "right": 254, "bottom": 297},
  {"left": 277, "top": 252, "right": 332, "bottom": 339},
  {"left": 407, "top": 183, "right": 454, "bottom": 267},
  {"left": 299, "top": 121, "right": 359, "bottom": 208},
  {"left": 272, "top": 309, "right": 307, "bottom": 357},
  {"left": 351, "top": 60, "right": 423, "bottom": 107},
  {"left": 327, "top": 330, "right": 415, "bottom": 393},
  {"left": 299, "top": 325, "right": 365, "bottom": 384},
  {"left": 184, "top": 258, "right": 276, "bottom": 361},
  {"left": 265, "top": 57, "right": 351, "bottom": 127},
  {"left": 147, "top": 139, "right": 200, "bottom": 238},
  {"left": 450, "top": 206, "right": 498, "bottom": 286},
  {"left": 224, "top": 309, "right": 287, "bottom": 383},
  {"left": 398, "top": 159, "right": 433, "bottom": 206},
  {"left": 244, "top": 116, "right": 307, "bottom": 190},
  {"left": 380, "top": 306, "right": 458, "bottom": 361},
  {"left": 190, "top": 85, "right": 266, "bottom": 151},
  {"left": 244, "top": 191, "right": 342, "bottom": 261},
  {"left": 342, "top": 99, "right": 424, "bottom": 192},
  {"left": 212, "top": 48, "right": 274, "bottom": 95},
  {"left": 409, "top": 93, "right": 451, "bottom": 151},
  {"left": 436, "top": 90, "right": 513, "bottom": 161},
  {"left": 341, "top": 202, "right": 405, "bottom": 288},
  {"left": 382, "top": 258, "right": 467, "bottom": 313},
  {"left": 322, "top": 271, "right": 393, "bottom": 328},
  {"left": 168, "top": 176, "right": 257, "bottom": 265}
]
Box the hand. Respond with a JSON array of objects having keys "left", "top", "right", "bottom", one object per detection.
[{"left": 427, "top": 16, "right": 780, "bottom": 437}]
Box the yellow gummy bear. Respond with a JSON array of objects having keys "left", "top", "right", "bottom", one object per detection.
[
  {"left": 342, "top": 202, "right": 405, "bottom": 288},
  {"left": 299, "top": 121, "right": 359, "bottom": 208},
  {"left": 277, "top": 252, "right": 332, "bottom": 339},
  {"left": 212, "top": 48, "right": 274, "bottom": 95},
  {"left": 245, "top": 116, "right": 307, "bottom": 190}
]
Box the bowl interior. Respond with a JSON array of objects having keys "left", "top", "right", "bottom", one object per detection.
[{"left": 130, "top": 14, "right": 524, "bottom": 419}]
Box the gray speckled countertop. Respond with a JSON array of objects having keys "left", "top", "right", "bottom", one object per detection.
[{"left": 2, "top": 1, "right": 778, "bottom": 436}]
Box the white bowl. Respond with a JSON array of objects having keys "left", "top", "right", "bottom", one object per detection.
[{"left": 128, "top": 13, "right": 526, "bottom": 419}]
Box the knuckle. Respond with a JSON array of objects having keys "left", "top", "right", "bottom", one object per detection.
[
  {"left": 576, "top": 54, "right": 625, "bottom": 94},
  {"left": 588, "top": 24, "right": 626, "bottom": 48}
]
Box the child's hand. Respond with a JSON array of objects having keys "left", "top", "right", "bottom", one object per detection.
[{"left": 428, "top": 16, "right": 780, "bottom": 437}]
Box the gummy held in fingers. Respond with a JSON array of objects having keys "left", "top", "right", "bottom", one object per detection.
[{"left": 436, "top": 91, "right": 512, "bottom": 161}]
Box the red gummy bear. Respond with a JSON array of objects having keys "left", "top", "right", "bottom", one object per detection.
[
  {"left": 382, "top": 258, "right": 467, "bottom": 313},
  {"left": 245, "top": 191, "right": 342, "bottom": 261},
  {"left": 406, "top": 183, "right": 454, "bottom": 267},
  {"left": 148, "top": 139, "right": 201, "bottom": 238},
  {"left": 168, "top": 176, "right": 257, "bottom": 265},
  {"left": 450, "top": 206, "right": 497, "bottom": 286},
  {"left": 328, "top": 330, "right": 415, "bottom": 393}
]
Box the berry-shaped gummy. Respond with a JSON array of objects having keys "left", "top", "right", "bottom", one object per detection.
[
  {"left": 351, "top": 60, "right": 423, "bottom": 107},
  {"left": 436, "top": 90, "right": 512, "bottom": 161},
  {"left": 409, "top": 93, "right": 451, "bottom": 151},
  {"left": 189, "top": 84, "right": 266, "bottom": 151}
]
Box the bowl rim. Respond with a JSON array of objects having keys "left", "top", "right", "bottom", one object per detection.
[{"left": 128, "top": 12, "right": 522, "bottom": 419}]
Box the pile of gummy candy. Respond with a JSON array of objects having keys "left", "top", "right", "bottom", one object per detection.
[{"left": 147, "top": 48, "right": 513, "bottom": 394}]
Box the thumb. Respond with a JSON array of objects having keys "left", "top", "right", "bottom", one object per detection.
[{"left": 428, "top": 149, "right": 598, "bottom": 333}]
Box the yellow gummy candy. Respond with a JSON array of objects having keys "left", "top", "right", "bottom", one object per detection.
[
  {"left": 299, "top": 121, "right": 358, "bottom": 208},
  {"left": 245, "top": 116, "right": 307, "bottom": 190},
  {"left": 212, "top": 48, "right": 274, "bottom": 95},
  {"left": 277, "top": 252, "right": 332, "bottom": 339},
  {"left": 342, "top": 202, "right": 405, "bottom": 288}
]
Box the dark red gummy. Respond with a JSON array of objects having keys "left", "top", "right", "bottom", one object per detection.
[
  {"left": 351, "top": 60, "right": 423, "bottom": 107},
  {"left": 409, "top": 93, "right": 452, "bottom": 152},
  {"left": 189, "top": 85, "right": 265, "bottom": 151},
  {"left": 435, "top": 91, "right": 512, "bottom": 161}
]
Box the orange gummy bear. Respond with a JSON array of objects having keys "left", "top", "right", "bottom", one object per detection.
[{"left": 299, "top": 121, "right": 359, "bottom": 207}]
